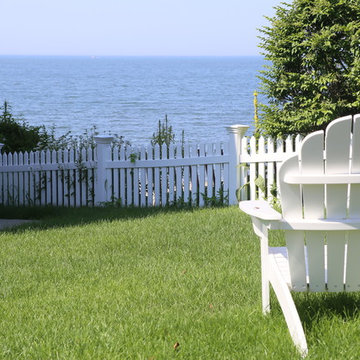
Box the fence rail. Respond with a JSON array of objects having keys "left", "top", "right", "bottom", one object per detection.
[{"left": 0, "top": 125, "right": 303, "bottom": 207}]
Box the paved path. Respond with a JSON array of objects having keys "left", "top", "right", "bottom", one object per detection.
[{"left": 0, "top": 219, "right": 37, "bottom": 230}]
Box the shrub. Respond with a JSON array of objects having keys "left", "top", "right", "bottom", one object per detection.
[{"left": 258, "top": 0, "right": 360, "bottom": 137}]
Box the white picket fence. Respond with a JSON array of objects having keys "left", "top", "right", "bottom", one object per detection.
[
  {"left": 239, "top": 134, "right": 302, "bottom": 202},
  {"left": 0, "top": 125, "right": 303, "bottom": 207}
]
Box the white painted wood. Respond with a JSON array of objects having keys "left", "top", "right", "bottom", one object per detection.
[
  {"left": 69, "top": 149, "right": 75, "bottom": 207},
  {"left": 154, "top": 145, "right": 160, "bottom": 206},
  {"left": 285, "top": 174, "right": 360, "bottom": 184},
  {"left": 161, "top": 143, "right": 167, "bottom": 206},
  {"left": 300, "top": 131, "right": 325, "bottom": 219},
  {"left": 205, "top": 144, "right": 214, "bottom": 198},
  {"left": 120, "top": 146, "right": 126, "bottom": 206},
  {"left": 285, "top": 231, "right": 307, "bottom": 291},
  {"left": 191, "top": 144, "right": 198, "bottom": 204},
  {"left": 51, "top": 150, "right": 57, "bottom": 206},
  {"left": 214, "top": 142, "right": 222, "bottom": 199},
  {"left": 175, "top": 144, "right": 183, "bottom": 202},
  {"left": 45, "top": 150, "right": 52, "bottom": 205},
  {"left": 349, "top": 115, "right": 360, "bottom": 217},
  {"left": 258, "top": 137, "right": 266, "bottom": 199},
  {"left": 199, "top": 144, "right": 205, "bottom": 206},
  {"left": 295, "top": 134, "right": 302, "bottom": 152},
  {"left": 183, "top": 144, "right": 190, "bottom": 203},
  {"left": 18, "top": 152, "right": 24, "bottom": 205},
  {"left": 140, "top": 147, "right": 147, "bottom": 207},
  {"left": 239, "top": 136, "right": 248, "bottom": 200},
  {"left": 168, "top": 144, "right": 175, "bottom": 204},
  {"left": 126, "top": 147, "right": 133, "bottom": 206},
  {"left": 3, "top": 153, "right": 9, "bottom": 205},
  {"left": 306, "top": 231, "right": 326, "bottom": 292},
  {"left": 133, "top": 152, "right": 140, "bottom": 206},
  {"left": 267, "top": 138, "right": 275, "bottom": 203},
  {"left": 285, "top": 135, "right": 293, "bottom": 153},
  {"left": 239, "top": 200, "right": 282, "bottom": 220},
  {"left": 223, "top": 142, "right": 229, "bottom": 202},
  {"left": 13, "top": 152, "right": 19, "bottom": 206},
  {"left": 345, "top": 231, "right": 360, "bottom": 291},
  {"left": 327, "top": 231, "right": 346, "bottom": 291},
  {"left": 279, "top": 155, "right": 302, "bottom": 219},
  {"left": 267, "top": 253, "right": 308, "bottom": 357},
  {"left": 34, "top": 151, "right": 40, "bottom": 206},
  {"left": 271, "top": 219, "right": 360, "bottom": 231},
  {"left": 7, "top": 153, "right": 13, "bottom": 205},
  {"left": 325, "top": 116, "right": 352, "bottom": 218},
  {"left": 275, "top": 138, "right": 284, "bottom": 191},
  {"left": 28, "top": 151, "right": 35, "bottom": 206},
  {"left": 249, "top": 136, "right": 256, "bottom": 200}
]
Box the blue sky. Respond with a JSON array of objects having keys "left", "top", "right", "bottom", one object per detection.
[{"left": 0, "top": 0, "right": 281, "bottom": 56}]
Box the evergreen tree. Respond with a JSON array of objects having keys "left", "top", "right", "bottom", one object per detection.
[{"left": 259, "top": 0, "right": 360, "bottom": 137}]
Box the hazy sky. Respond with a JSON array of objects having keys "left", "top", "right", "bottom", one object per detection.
[{"left": 0, "top": 0, "right": 281, "bottom": 56}]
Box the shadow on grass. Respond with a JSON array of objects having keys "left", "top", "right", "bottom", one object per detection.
[
  {"left": 0, "top": 204, "right": 206, "bottom": 233},
  {"left": 270, "top": 290, "right": 360, "bottom": 335},
  {"left": 296, "top": 292, "right": 360, "bottom": 329}
]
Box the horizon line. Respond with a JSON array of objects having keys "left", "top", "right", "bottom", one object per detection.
[{"left": 0, "top": 54, "right": 264, "bottom": 58}]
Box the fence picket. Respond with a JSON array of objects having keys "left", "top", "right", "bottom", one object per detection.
[
  {"left": 126, "top": 147, "right": 133, "bottom": 206},
  {"left": 249, "top": 137, "right": 257, "bottom": 200},
  {"left": 191, "top": 144, "right": 198, "bottom": 205},
  {"left": 214, "top": 142, "right": 221, "bottom": 198},
  {"left": 267, "top": 138, "right": 275, "bottom": 203},
  {"left": 168, "top": 144, "right": 175, "bottom": 204},
  {"left": 183, "top": 144, "right": 190, "bottom": 203},
  {"left": 140, "top": 146, "right": 146, "bottom": 207},
  {"left": 133, "top": 148, "right": 140, "bottom": 207},
  {"left": 276, "top": 138, "right": 284, "bottom": 191},
  {"left": 161, "top": 143, "right": 168, "bottom": 206},
  {"left": 198, "top": 144, "right": 205, "bottom": 206},
  {"left": 119, "top": 146, "right": 126, "bottom": 206},
  {"left": 223, "top": 142, "right": 229, "bottom": 202},
  {"left": 146, "top": 145, "right": 154, "bottom": 206},
  {"left": 12, "top": 152, "right": 19, "bottom": 206},
  {"left": 176, "top": 144, "right": 183, "bottom": 202},
  {"left": 154, "top": 145, "right": 160, "bottom": 206},
  {"left": 258, "top": 137, "right": 266, "bottom": 200}
]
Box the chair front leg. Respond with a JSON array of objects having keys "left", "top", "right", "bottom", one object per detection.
[{"left": 252, "top": 217, "right": 271, "bottom": 314}]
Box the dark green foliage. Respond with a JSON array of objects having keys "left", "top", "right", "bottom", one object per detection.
[
  {"left": 0, "top": 101, "right": 127, "bottom": 152},
  {"left": 151, "top": 114, "right": 175, "bottom": 147},
  {"left": 258, "top": 0, "right": 360, "bottom": 137},
  {"left": 0, "top": 101, "right": 48, "bottom": 152}
]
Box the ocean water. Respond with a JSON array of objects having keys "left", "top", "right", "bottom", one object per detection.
[{"left": 0, "top": 56, "right": 265, "bottom": 145}]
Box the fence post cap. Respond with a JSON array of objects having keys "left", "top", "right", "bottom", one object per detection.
[
  {"left": 226, "top": 124, "right": 249, "bottom": 136},
  {"left": 94, "top": 135, "right": 114, "bottom": 144}
]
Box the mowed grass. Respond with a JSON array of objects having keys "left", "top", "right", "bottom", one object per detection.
[{"left": 1, "top": 206, "right": 360, "bottom": 359}]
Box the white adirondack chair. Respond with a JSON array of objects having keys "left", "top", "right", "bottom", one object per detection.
[{"left": 240, "top": 115, "right": 360, "bottom": 356}]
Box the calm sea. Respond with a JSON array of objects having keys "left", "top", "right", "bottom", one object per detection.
[{"left": 0, "top": 56, "right": 265, "bottom": 145}]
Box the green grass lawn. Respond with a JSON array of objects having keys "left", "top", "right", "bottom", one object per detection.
[{"left": 1, "top": 206, "right": 360, "bottom": 359}]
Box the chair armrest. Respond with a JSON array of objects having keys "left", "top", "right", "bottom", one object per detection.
[{"left": 239, "top": 200, "right": 282, "bottom": 221}]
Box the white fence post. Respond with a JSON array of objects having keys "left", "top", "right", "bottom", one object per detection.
[
  {"left": 94, "top": 136, "right": 113, "bottom": 205},
  {"left": 226, "top": 125, "right": 249, "bottom": 205}
]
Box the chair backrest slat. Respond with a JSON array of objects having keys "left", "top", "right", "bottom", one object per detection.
[
  {"left": 349, "top": 115, "right": 360, "bottom": 217},
  {"left": 300, "top": 130, "right": 325, "bottom": 219},
  {"left": 279, "top": 155, "right": 302, "bottom": 219},
  {"left": 325, "top": 116, "right": 352, "bottom": 219}
]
